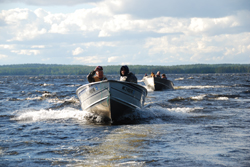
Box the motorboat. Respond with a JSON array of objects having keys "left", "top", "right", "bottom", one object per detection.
[
  {"left": 76, "top": 80, "right": 147, "bottom": 123},
  {"left": 143, "top": 76, "right": 174, "bottom": 91}
]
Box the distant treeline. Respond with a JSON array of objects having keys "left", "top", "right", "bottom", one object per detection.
[{"left": 0, "top": 64, "right": 249, "bottom": 75}]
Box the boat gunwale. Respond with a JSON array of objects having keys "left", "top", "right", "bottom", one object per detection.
[{"left": 76, "top": 80, "right": 147, "bottom": 96}]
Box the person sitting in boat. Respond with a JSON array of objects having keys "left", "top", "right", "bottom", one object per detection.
[
  {"left": 120, "top": 65, "right": 137, "bottom": 83},
  {"left": 161, "top": 73, "right": 167, "bottom": 79},
  {"left": 156, "top": 71, "right": 161, "bottom": 78},
  {"left": 151, "top": 72, "right": 155, "bottom": 77},
  {"left": 142, "top": 73, "right": 148, "bottom": 80},
  {"left": 87, "top": 66, "right": 107, "bottom": 83}
]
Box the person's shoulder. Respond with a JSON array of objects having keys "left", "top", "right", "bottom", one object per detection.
[
  {"left": 127, "top": 72, "right": 132, "bottom": 76},
  {"left": 128, "top": 72, "right": 137, "bottom": 78},
  {"left": 128, "top": 72, "right": 135, "bottom": 75}
]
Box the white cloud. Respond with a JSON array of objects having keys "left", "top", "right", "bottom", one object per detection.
[
  {"left": 31, "top": 45, "right": 45, "bottom": 48},
  {"left": 82, "top": 41, "right": 116, "bottom": 47},
  {"left": 100, "top": 0, "right": 250, "bottom": 18},
  {"left": 98, "top": 30, "right": 110, "bottom": 37},
  {"left": 0, "top": 0, "right": 249, "bottom": 65},
  {"left": 1, "top": 8, "right": 31, "bottom": 24},
  {"left": 1, "top": 8, "right": 48, "bottom": 41},
  {"left": 11, "top": 50, "right": 41, "bottom": 55},
  {"left": 145, "top": 32, "right": 250, "bottom": 64},
  {"left": 121, "top": 62, "right": 131, "bottom": 65},
  {"left": 34, "top": 8, "right": 49, "bottom": 18},
  {"left": 2, "top": 3, "right": 249, "bottom": 40},
  {"left": 42, "top": 58, "right": 51, "bottom": 61},
  {"left": 73, "top": 56, "right": 103, "bottom": 64},
  {"left": 108, "top": 56, "right": 119, "bottom": 62},
  {"left": 0, "top": 54, "right": 8, "bottom": 59},
  {"left": 72, "top": 47, "right": 84, "bottom": 55},
  {"left": 0, "top": 45, "right": 14, "bottom": 49},
  {"left": 1, "top": 0, "right": 102, "bottom": 6}
]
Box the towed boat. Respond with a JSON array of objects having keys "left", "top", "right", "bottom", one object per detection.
[
  {"left": 143, "top": 76, "right": 174, "bottom": 91},
  {"left": 76, "top": 80, "right": 147, "bottom": 123}
]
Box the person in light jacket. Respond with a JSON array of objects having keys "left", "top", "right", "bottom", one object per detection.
[
  {"left": 87, "top": 66, "right": 107, "bottom": 83},
  {"left": 156, "top": 71, "right": 161, "bottom": 78},
  {"left": 119, "top": 65, "right": 137, "bottom": 83}
]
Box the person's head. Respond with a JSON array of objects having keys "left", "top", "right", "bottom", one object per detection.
[
  {"left": 157, "top": 71, "right": 160, "bottom": 75},
  {"left": 120, "top": 65, "right": 129, "bottom": 76},
  {"left": 162, "top": 74, "right": 166, "bottom": 78},
  {"left": 95, "top": 66, "right": 103, "bottom": 78}
]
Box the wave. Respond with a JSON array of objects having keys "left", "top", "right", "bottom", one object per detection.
[
  {"left": 190, "top": 94, "right": 206, "bottom": 100},
  {"left": 175, "top": 77, "right": 184, "bottom": 80},
  {"left": 25, "top": 97, "right": 43, "bottom": 100},
  {"left": 175, "top": 85, "right": 228, "bottom": 89},
  {"left": 168, "top": 94, "right": 238, "bottom": 102},
  {"left": 11, "top": 105, "right": 203, "bottom": 125},
  {"left": 113, "top": 106, "right": 204, "bottom": 124},
  {"left": 48, "top": 97, "right": 79, "bottom": 104},
  {"left": 40, "top": 83, "right": 54, "bottom": 86},
  {"left": 12, "top": 107, "right": 87, "bottom": 123}
]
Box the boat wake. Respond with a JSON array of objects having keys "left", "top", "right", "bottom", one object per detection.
[
  {"left": 174, "top": 85, "right": 228, "bottom": 89},
  {"left": 11, "top": 106, "right": 203, "bottom": 125},
  {"left": 12, "top": 107, "right": 87, "bottom": 123}
]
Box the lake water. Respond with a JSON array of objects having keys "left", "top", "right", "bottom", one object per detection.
[{"left": 0, "top": 73, "right": 250, "bottom": 167}]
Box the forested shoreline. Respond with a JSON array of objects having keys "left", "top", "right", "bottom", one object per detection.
[{"left": 0, "top": 64, "right": 249, "bottom": 75}]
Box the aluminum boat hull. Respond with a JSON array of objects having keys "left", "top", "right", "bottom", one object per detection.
[
  {"left": 143, "top": 76, "right": 174, "bottom": 91},
  {"left": 76, "top": 80, "right": 147, "bottom": 122}
]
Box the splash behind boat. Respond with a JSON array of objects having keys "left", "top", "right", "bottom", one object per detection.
[
  {"left": 143, "top": 76, "right": 174, "bottom": 91},
  {"left": 76, "top": 80, "right": 147, "bottom": 123}
]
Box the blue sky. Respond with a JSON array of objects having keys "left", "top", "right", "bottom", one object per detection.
[{"left": 0, "top": 0, "right": 249, "bottom": 66}]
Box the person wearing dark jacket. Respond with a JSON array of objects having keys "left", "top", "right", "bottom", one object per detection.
[
  {"left": 120, "top": 65, "right": 137, "bottom": 83},
  {"left": 161, "top": 73, "right": 167, "bottom": 79},
  {"left": 87, "top": 66, "right": 107, "bottom": 83}
]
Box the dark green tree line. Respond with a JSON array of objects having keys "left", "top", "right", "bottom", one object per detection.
[{"left": 0, "top": 64, "right": 249, "bottom": 75}]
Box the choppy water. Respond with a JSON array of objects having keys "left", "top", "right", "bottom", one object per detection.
[{"left": 0, "top": 73, "right": 250, "bottom": 167}]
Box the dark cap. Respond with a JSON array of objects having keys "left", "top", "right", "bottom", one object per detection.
[{"left": 94, "top": 66, "right": 103, "bottom": 71}]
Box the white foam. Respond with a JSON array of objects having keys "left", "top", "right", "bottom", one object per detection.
[
  {"left": 12, "top": 108, "right": 87, "bottom": 123},
  {"left": 41, "top": 83, "right": 54, "bottom": 86},
  {"left": 25, "top": 97, "right": 42, "bottom": 100},
  {"left": 116, "top": 161, "right": 145, "bottom": 166},
  {"left": 12, "top": 105, "right": 203, "bottom": 124},
  {"left": 190, "top": 94, "right": 206, "bottom": 100},
  {"left": 175, "top": 77, "right": 184, "bottom": 80},
  {"left": 214, "top": 97, "right": 229, "bottom": 100},
  {"left": 48, "top": 97, "right": 80, "bottom": 104},
  {"left": 168, "top": 107, "right": 203, "bottom": 113},
  {"left": 176, "top": 85, "right": 227, "bottom": 89},
  {"left": 42, "top": 93, "right": 54, "bottom": 97},
  {"left": 66, "top": 84, "right": 81, "bottom": 87},
  {"left": 133, "top": 106, "right": 203, "bottom": 121}
]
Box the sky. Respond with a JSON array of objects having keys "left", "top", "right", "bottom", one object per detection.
[{"left": 0, "top": 0, "right": 250, "bottom": 66}]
